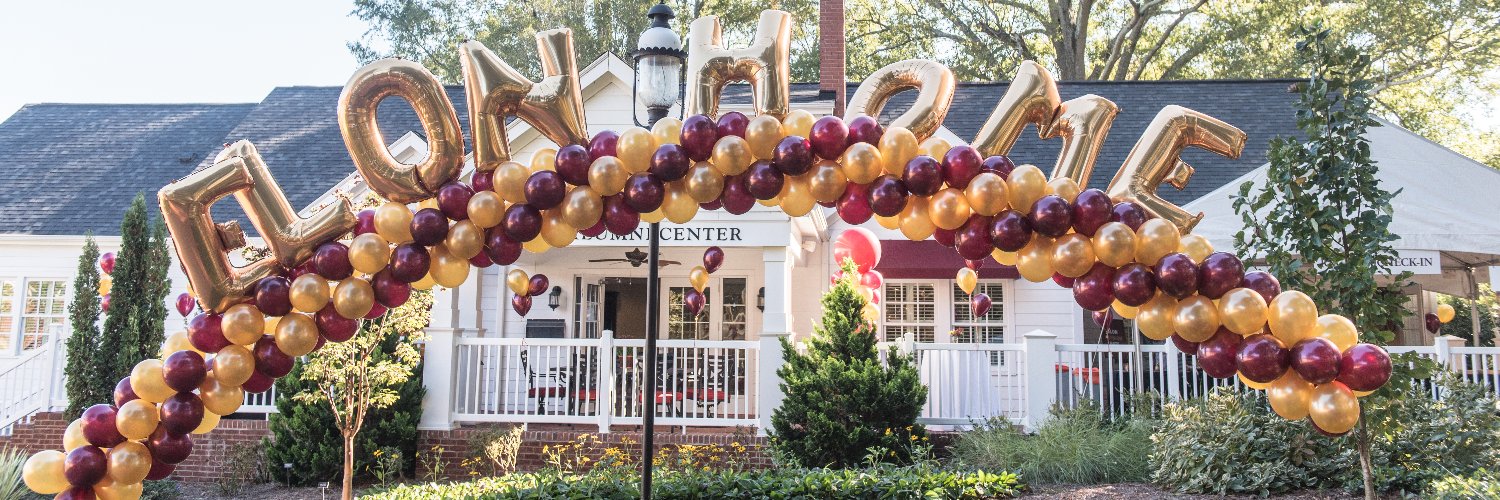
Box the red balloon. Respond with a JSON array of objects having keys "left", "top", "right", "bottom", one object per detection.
[
  {"left": 469, "top": 250, "right": 495, "bottom": 268},
  {"left": 512, "top": 294, "right": 533, "bottom": 316},
  {"left": 715, "top": 111, "right": 749, "bottom": 138},
  {"left": 603, "top": 194, "right": 642, "bottom": 235},
  {"left": 255, "top": 277, "right": 293, "bottom": 317},
  {"left": 389, "top": 244, "right": 431, "bottom": 283},
  {"left": 1170, "top": 334, "right": 1200, "bottom": 356},
  {"left": 1071, "top": 189, "right": 1112, "bottom": 237},
  {"left": 313, "top": 242, "right": 353, "bottom": 281},
  {"left": 373, "top": 270, "right": 412, "bottom": 308},
  {"left": 1237, "top": 333, "right": 1290, "bottom": 383},
  {"left": 680, "top": 115, "right": 719, "bottom": 162},
  {"left": 1290, "top": 337, "right": 1342, "bottom": 384},
  {"left": 436, "top": 182, "right": 474, "bottom": 220},
  {"left": 624, "top": 172, "right": 666, "bottom": 212},
  {"left": 1197, "top": 252, "right": 1245, "bottom": 299},
  {"left": 744, "top": 161, "right": 784, "bottom": 200},
  {"left": 685, "top": 289, "right": 706, "bottom": 316},
  {"left": 970, "top": 292, "right": 992, "bottom": 317},
  {"left": 1239, "top": 271, "right": 1282, "bottom": 303},
  {"left": 502, "top": 203, "right": 543, "bottom": 242},
  {"left": 241, "top": 370, "right": 274, "bottom": 394},
  {"left": 162, "top": 350, "right": 207, "bottom": 393},
  {"left": 316, "top": 305, "right": 359, "bottom": 343},
  {"left": 527, "top": 274, "right": 550, "bottom": 297},
  {"left": 941, "top": 145, "right": 983, "bottom": 189},
  {"left": 188, "top": 312, "right": 231, "bottom": 353},
  {"left": 932, "top": 227, "right": 956, "bottom": 247},
  {"left": 965, "top": 259, "right": 985, "bottom": 271},
  {"left": 955, "top": 215, "right": 994, "bottom": 261},
  {"left": 354, "top": 209, "right": 377, "bottom": 235},
  {"left": 588, "top": 130, "right": 620, "bottom": 161},
  {"left": 859, "top": 270, "right": 884, "bottom": 290},
  {"left": 833, "top": 227, "right": 882, "bottom": 274},
  {"left": 253, "top": 335, "right": 293, "bottom": 378},
  {"left": 175, "top": 292, "right": 195, "bottom": 317},
  {"left": 158, "top": 392, "right": 205, "bottom": 435},
  {"left": 988, "top": 210, "right": 1033, "bottom": 252},
  {"left": 98, "top": 252, "right": 116, "bottom": 275},
  {"left": 1338, "top": 343, "right": 1392, "bottom": 392},
  {"left": 771, "top": 136, "right": 813, "bottom": 176},
  {"left": 703, "top": 246, "right": 725, "bottom": 273},
  {"left": 981, "top": 155, "right": 1015, "bottom": 179},
  {"left": 472, "top": 169, "right": 495, "bottom": 193},
  {"left": 1051, "top": 273, "right": 1075, "bottom": 288},
  {"left": 1154, "top": 253, "right": 1199, "bottom": 299},
  {"left": 555, "top": 144, "right": 592, "bottom": 186},
  {"left": 484, "top": 226, "right": 523, "bottom": 265},
  {"left": 409, "top": 208, "right": 450, "bottom": 246},
  {"left": 867, "top": 175, "right": 909, "bottom": 217},
  {"left": 145, "top": 457, "right": 176, "bottom": 480},
  {"left": 146, "top": 427, "right": 193, "bottom": 465},
  {"left": 579, "top": 219, "right": 608, "bottom": 238},
  {"left": 701, "top": 199, "right": 725, "bottom": 211},
  {"left": 58, "top": 486, "right": 98, "bottom": 500},
  {"left": 651, "top": 144, "right": 693, "bottom": 181},
  {"left": 64, "top": 446, "right": 107, "bottom": 487},
  {"left": 1092, "top": 308, "right": 1113, "bottom": 327},
  {"left": 80, "top": 404, "right": 124, "bottom": 448},
  {"left": 100, "top": 294, "right": 112, "bottom": 313},
  {"left": 1111, "top": 263, "right": 1157, "bottom": 307},
  {"left": 1028, "top": 195, "right": 1073, "bottom": 237},
  {"left": 721, "top": 175, "right": 756, "bottom": 215},
  {"left": 846, "top": 115, "right": 884, "bottom": 145},
  {"left": 809, "top": 116, "right": 849, "bottom": 159},
  {"left": 902, "top": 155, "right": 943, "bottom": 196},
  {"left": 525, "top": 170, "right": 567, "bottom": 209},
  {"left": 1110, "top": 201, "right": 1149, "bottom": 231},
  {"left": 1424, "top": 312, "right": 1441, "bottom": 334},
  {"left": 830, "top": 269, "right": 846, "bottom": 285},
  {"left": 1196, "top": 328, "right": 1242, "bottom": 378},
  {"left": 363, "top": 302, "right": 388, "bottom": 320},
  {"left": 835, "top": 182, "right": 873, "bottom": 224},
  {"left": 1072, "top": 263, "right": 1116, "bottom": 311},
  {"left": 113, "top": 377, "right": 139, "bottom": 407}
]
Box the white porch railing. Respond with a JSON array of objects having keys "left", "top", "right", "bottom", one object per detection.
[{"left": 0, "top": 330, "right": 64, "bottom": 433}]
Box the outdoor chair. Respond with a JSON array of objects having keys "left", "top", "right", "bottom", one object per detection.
[{"left": 519, "top": 350, "right": 568, "bottom": 413}]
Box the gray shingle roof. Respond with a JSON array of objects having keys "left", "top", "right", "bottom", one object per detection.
[{"left": 0, "top": 78, "right": 1299, "bottom": 236}]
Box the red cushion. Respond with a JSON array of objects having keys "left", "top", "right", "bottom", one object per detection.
[
  {"left": 528, "top": 386, "right": 565, "bottom": 397},
  {"left": 691, "top": 389, "right": 728, "bottom": 402}
]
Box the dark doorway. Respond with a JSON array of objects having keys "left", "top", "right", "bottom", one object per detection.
[{"left": 603, "top": 277, "right": 648, "bottom": 339}]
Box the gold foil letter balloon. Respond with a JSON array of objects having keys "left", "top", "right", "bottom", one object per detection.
[
  {"left": 684, "top": 10, "right": 792, "bottom": 118},
  {"left": 338, "top": 58, "right": 465, "bottom": 203},
  {"left": 157, "top": 156, "right": 278, "bottom": 312},
  {"left": 1043, "top": 95, "right": 1119, "bottom": 188},
  {"left": 845, "top": 60, "right": 956, "bottom": 141},
  {"left": 969, "top": 61, "right": 1060, "bottom": 157},
  {"left": 218, "top": 141, "right": 356, "bottom": 268},
  {"left": 1106, "top": 105, "right": 1247, "bottom": 232},
  {"left": 461, "top": 30, "right": 589, "bottom": 173}
]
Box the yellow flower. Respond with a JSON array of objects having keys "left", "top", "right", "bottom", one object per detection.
[{"left": 884, "top": 428, "right": 892, "bottom": 436}]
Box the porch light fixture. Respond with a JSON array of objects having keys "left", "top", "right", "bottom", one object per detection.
[
  {"left": 548, "top": 286, "right": 563, "bottom": 310},
  {"left": 757, "top": 287, "right": 765, "bottom": 311}
]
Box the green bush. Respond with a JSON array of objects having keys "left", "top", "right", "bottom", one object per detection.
[
  {"left": 1426, "top": 469, "right": 1500, "bottom": 499},
  {"left": 1355, "top": 376, "right": 1500, "bottom": 494},
  {"left": 362, "top": 465, "right": 1022, "bottom": 499},
  {"left": 952, "top": 401, "right": 1154, "bottom": 484}
]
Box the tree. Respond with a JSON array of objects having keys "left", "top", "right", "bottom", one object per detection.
[
  {"left": 770, "top": 260, "right": 927, "bottom": 468},
  {"left": 1232, "top": 27, "right": 1411, "bottom": 499},
  {"left": 96, "top": 194, "right": 171, "bottom": 390},
  {"left": 292, "top": 288, "right": 432, "bottom": 499},
  {"left": 1438, "top": 285, "right": 1497, "bottom": 347},
  {"left": 63, "top": 234, "right": 103, "bottom": 419}
]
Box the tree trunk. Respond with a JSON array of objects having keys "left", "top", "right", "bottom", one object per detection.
[
  {"left": 343, "top": 432, "right": 356, "bottom": 500},
  {"left": 1357, "top": 408, "right": 1374, "bottom": 499}
]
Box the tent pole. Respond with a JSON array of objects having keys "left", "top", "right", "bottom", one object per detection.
[{"left": 1468, "top": 266, "right": 1482, "bottom": 344}]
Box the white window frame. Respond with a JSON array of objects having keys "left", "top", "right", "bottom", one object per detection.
[
  {"left": 881, "top": 278, "right": 1016, "bottom": 344},
  {"left": 0, "top": 277, "right": 70, "bottom": 357}
]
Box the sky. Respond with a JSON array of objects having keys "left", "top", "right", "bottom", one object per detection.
[{"left": 0, "top": 0, "right": 369, "bottom": 120}]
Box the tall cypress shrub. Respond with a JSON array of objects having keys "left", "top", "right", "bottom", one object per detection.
[
  {"left": 97, "top": 195, "right": 151, "bottom": 387},
  {"left": 63, "top": 234, "right": 103, "bottom": 418},
  {"left": 139, "top": 221, "right": 172, "bottom": 352}
]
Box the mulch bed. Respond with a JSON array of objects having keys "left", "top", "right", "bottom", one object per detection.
[{"left": 1022, "top": 483, "right": 1365, "bottom": 499}]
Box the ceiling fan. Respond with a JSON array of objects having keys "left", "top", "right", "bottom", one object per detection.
[{"left": 588, "top": 248, "right": 680, "bottom": 267}]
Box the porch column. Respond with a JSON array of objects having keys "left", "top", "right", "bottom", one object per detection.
[
  {"left": 419, "top": 284, "right": 464, "bottom": 431},
  {"left": 757, "top": 246, "right": 794, "bottom": 434}
]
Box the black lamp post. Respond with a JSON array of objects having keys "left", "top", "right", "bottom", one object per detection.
[{"left": 630, "top": 2, "right": 684, "bottom": 498}]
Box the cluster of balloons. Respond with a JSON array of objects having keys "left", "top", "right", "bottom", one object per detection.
[
  {"left": 1425, "top": 303, "right": 1455, "bottom": 334},
  {"left": 684, "top": 247, "right": 725, "bottom": 317},
  {"left": 831, "top": 228, "right": 885, "bottom": 324},
  {"left": 97, "top": 253, "right": 114, "bottom": 313},
  {"left": 956, "top": 265, "right": 992, "bottom": 318},
  {"left": 504, "top": 270, "right": 550, "bottom": 316}
]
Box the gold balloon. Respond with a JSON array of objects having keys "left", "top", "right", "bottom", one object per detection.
[
  {"left": 879, "top": 126, "right": 920, "bottom": 175},
  {"left": 662, "top": 182, "right": 701, "bottom": 224},
  {"left": 107, "top": 441, "right": 153, "bottom": 484},
  {"left": 991, "top": 248, "right": 1019, "bottom": 266},
  {"left": 63, "top": 420, "right": 88, "bottom": 451},
  {"left": 215, "top": 141, "right": 357, "bottom": 268},
  {"left": 807, "top": 161, "right": 847, "bottom": 203},
  {"left": 917, "top": 136, "right": 951, "bottom": 159},
  {"left": 445, "top": 220, "right": 485, "bottom": 260},
  {"left": 339, "top": 59, "right": 464, "bottom": 203},
  {"left": 561, "top": 186, "right": 604, "bottom": 229},
  {"left": 1437, "top": 303, "right": 1456, "bottom": 323},
  {"left": 965, "top": 172, "right": 1008, "bottom": 216},
  {"left": 130, "top": 359, "right": 174, "bottom": 403},
  {"left": 274, "top": 313, "right": 319, "bottom": 357},
  {"left": 507, "top": 269, "right": 530, "bottom": 296},
  {"left": 1134, "top": 218, "right": 1182, "bottom": 265},
  {"left": 332, "top": 277, "right": 375, "bottom": 320},
  {"left": 534, "top": 210, "right": 573, "bottom": 249},
  {"left": 199, "top": 377, "right": 244, "bottom": 416},
  {"left": 459, "top": 33, "right": 589, "bottom": 173},
  {"left": 1137, "top": 294, "right": 1180, "bottom": 340},
  {"left": 530, "top": 148, "right": 558, "bottom": 173},
  {"left": 220, "top": 303, "right": 265, "bottom": 346},
  {"left": 1239, "top": 372, "right": 1272, "bottom": 390},
  {"left": 22, "top": 450, "right": 68, "bottom": 495},
  {"left": 1091, "top": 222, "right": 1136, "bottom": 268},
  {"left": 970, "top": 61, "right": 1061, "bottom": 158},
  {"left": 212, "top": 344, "right": 256, "bottom": 386},
  {"left": 875, "top": 213, "right": 902, "bottom": 230},
  {"left": 685, "top": 163, "right": 727, "bottom": 203},
  {"left": 115, "top": 399, "right": 159, "bottom": 441},
  {"left": 494, "top": 161, "right": 532, "bottom": 203},
  {"left": 1045, "top": 95, "right": 1120, "bottom": 187},
  {"left": 746, "top": 115, "right": 784, "bottom": 160},
  {"left": 684, "top": 10, "right": 792, "bottom": 118},
  {"left": 1178, "top": 234, "right": 1215, "bottom": 263},
  {"left": 710, "top": 136, "right": 755, "bottom": 176},
  {"left": 1268, "top": 291, "right": 1319, "bottom": 345},
  {"left": 1309, "top": 382, "right": 1360, "bottom": 434},
  {"left": 1047, "top": 177, "right": 1081, "bottom": 203},
  {"left": 1112, "top": 300, "right": 1140, "bottom": 320},
  {"left": 161, "top": 330, "right": 200, "bottom": 357},
  {"left": 418, "top": 198, "right": 440, "bottom": 211},
  {"left": 98, "top": 276, "right": 112, "bottom": 296},
  {"left": 1105, "top": 106, "right": 1247, "bottom": 232},
  {"left": 1051, "top": 233, "right": 1097, "bottom": 278},
  {"left": 956, "top": 268, "right": 978, "bottom": 294},
  {"left": 689, "top": 266, "right": 710, "bottom": 292},
  {"left": 348, "top": 232, "right": 391, "bottom": 275},
  {"left": 779, "top": 175, "right": 816, "bottom": 217},
  {"left": 1007, "top": 165, "right": 1048, "bottom": 215},
  {"left": 839, "top": 142, "right": 884, "bottom": 184},
  {"left": 193, "top": 410, "right": 221, "bottom": 435},
  {"left": 95, "top": 476, "right": 144, "bottom": 500},
  {"left": 429, "top": 244, "right": 472, "bottom": 288},
  {"left": 289, "top": 274, "right": 330, "bottom": 313},
  {"left": 264, "top": 315, "right": 281, "bottom": 335},
  {"left": 588, "top": 156, "right": 630, "bottom": 196},
  {"left": 467, "top": 190, "right": 505, "bottom": 229},
  {"left": 898, "top": 196, "right": 936, "bottom": 241},
  {"left": 1173, "top": 295, "right": 1221, "bottom": 342},
  {"left": 929, "top": 188, "right": 972, "bottom": 231},
  {"left": 1267, "top": 371, "right": 1314, "bottom": 420},
  {"left": 155, "top": 155, "right": 279, "bottom": 312},
  {"left": 782, "top": 109, "right": 815, "bottom": 138},
  {"left": 846, "top": 60, "right": 956, "bottom": 140},
  {"left": 640, "top": 208, "right": 666, "bottom": 224},
  {"left": 862, "top": 302, "right": 880, "bottom": 324},
  {"left": 1219, "top": 287, "right": 1269, "bottom": 336},
  {"left": 617, "top": 127, "right": 658, "bottom": 173},
  {"left": 1312, "top": 314, "right": 1358, "bottom": 352},
  {"left": 652, "top": 117, "right": 683, "bottom": 145},
  {"left": 412, "top": 272, "right": 438, "bottom": 291},
  {"left": 1016, "top": 236, "right": 1056, "bottom": 283},
  {"left": 374, "top": 201, "right": 415, "bottom": 243}
]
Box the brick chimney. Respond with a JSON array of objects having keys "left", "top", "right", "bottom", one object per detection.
[{"left": 819, "top": 0, "right": 846, "bottom": 115}]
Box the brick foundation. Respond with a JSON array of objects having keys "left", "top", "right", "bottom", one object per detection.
[{"left": 0, "top": 412, "right": 272, "bottom": 483}]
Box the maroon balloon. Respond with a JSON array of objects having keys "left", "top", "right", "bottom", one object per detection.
[
  {"left": 555, "top": 144, "right": 592, "bottom": 185},
  {"left": 933, "top": 227, "right": 956, "bottom": 247},
  {"left": 1290, "top": 337, "right": 1342, "bottom": 384},
  {"left": 808, "top": 116, "right": 849, "bottom": 159},
  {"left": 1170, "top": 334, "right": 1200, "bottom": 356},
  {"left": 311, "top": 242, "right": 354, "bottom": 281},
  {"left": 702, "top": 199, "right": 725, "bottom": 211},
  {"left": 680, "top": 115, "right": 719, "bottom": 161},
  {"left": 589, "top": 130, "right": 619, "bottom": 161},
  {"left": 721, "top": 175, "right": 756, "bottom": 215},
  {"left": 1111, "top": 263, "right": 1157, "bottom": 307},
  {"left": 175, "top": 292, "right": 195, "bottom": 317},
  {"left": 744, "top": 161, "right": 784, "bottom": 200},
  {"left": 187, "top": 312, "right": 231, "bottom": 353},
  {"left": 1071, "top": 189, "right": 1112, "bottom": 237},
  {"left": 603, "top": 195, "right": 641, "bottom": 235},
  {"left": 1028, "top": 195, "right": 1073, "bottom": 237},
  {"left": 1197, "top": 328, "right": 1242, "bottom": 378},
  {"left": 527, "top": 274, "right": 550, "bottom": 297},
  {"left": 472, "top": 170, "right": 495, "bottom": 193},
  {"left": 372, "top": 270, "right": 412, "bottom": 308},
  {"left": 100, "top": 294, "right": 112, "bottom": 313},
  {"left": 524, "top": 170, "right": 567, "bottom": 209},
  {"left": 771, "top": 136, "right": 814, "bottom": 176},
  {"left": 242, "top": 370, "right": 274, "bottom": 394},
  {"left": 1425, "top": 312, "right": 1441, "bottom": 334},
  {"left": 80, "top": 404, "right": 124, "bottom": 448},
  {"left": 1092, "top": 309, "right": 1113, "bottom": 328},
  {"left": 364, "top": 301, "right": 388, "bottom": 320},
  {"left": 158, "top": 392, "right": 205, "bottom": 435},
  {"left": 147, "top": 427, "right": 194, "bottom": 465},
  {"left": 1052, "top": 273, "right": 1076, "bottom": 288},
  {"left": 98, "top": 252, "right": 115, "bottom": 275},
  {"left": 1239, "top": 271, "right": 1282, "bottom": 304},
  {"left": 989, "top": 210, "right": 1033, "bottom": 252},
  {"left": 1110, "top": 201, "right": 1150, "bottom": 231},
  {"left": 316, "top": 305, "right": 360, "bottom": 343},
  {"left": 623, "top": 173, "right": 666, "bottom": 213},
  {"left": 716, "top": 111, "right": 749, "bottom": 138},
  {"left": 512, "top": 294, "right": 533, "bottom": 316},
  {"left": 113, "top": 377, "right": 138, "bottom": 407},
  {"left": 1237, "top": 333, "right": 1290, "bottom": 383},
  {"left": 1072, "top": 263, "right": 1116, "bottom": 311},
  {"left": 835, "top": 182, "right": 873, "bottom": 224},
  {"left": 355, "top": 209, "right": 378, "bottom": 235},
  {"left": 579, "top": 219, "right": 608, "bottom": 237},
  {"left": 485, "top": 226, "right": 523, "bottom": 265},
  {"left": 64, "top": 445, "right": 107, "bottom": 487},
  {"left": 971, "top": 292, "right": 992, "bottom": 317},
  {"left": 703, "top": 246, "right": 725, "bottom": 273},
  {"left": 965, "top": 259, "right": 985, "bottom": 271},
  {"left": 650, "top": 143, "right": 692, "bottom": 181},
  {"left": 389, "top": 244, "right": 432, "bottom": 283},
  {"left": 846, "top": 115, "right": 883, "bottom": 145},
  {"left": 289, "top": 261, "right": 317, "bottom": 280},
  {"left": 941, "top": 145, "right": 983, "bottom": 188},
  {"left": 469, "top": 250, "right": 495, "bottom": 268},
  {"left": 1337, "top": 343, "right": 1392, "bottom": 392},
  {"left": 1154, "top": 253, "right": 1199, "bottom": 299},
  {"left": 255, "top": 277, "right": 293, "bottom": 317},
  {"left": 162, "top": 350, "right": 207, "bottom": 393},
  {"left": 955, "top": 215, "right": 994, "bottom": 261},
  {"left": 981, "top": 155, "right": 1016, "bottom": 179},
  {"left": 684, "top": 288, "right": 706, "bottom": 316},
  {"left": 867, "top": 174, "right": 909, "bottom": 217},
  {"left": 253, "top": 335, "right": 294, "bottom": 378},
  {"left": 436, "top": 182, "right": 474, "bottom": 220},
  {"left": 58, "top": 486, "right": 97, "bottom": 500},
  {"left": 902, "top": 155, "right": 943, "bottom": 196},
  {"left": 1197, "top": 252, "right": 1245, "bottom": 299},
  {"left": 503, "top": 203, "right": 542, "bottom": 242}
]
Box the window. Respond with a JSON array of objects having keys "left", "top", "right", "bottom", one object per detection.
[
  {"left": 721, "top": 278, "right": 747, "bottom": 340},
  {"left": 952, "top": 282, "right": 1004, "bottom": 343},
  {"left": 18, "top": 280, "right": 67, "bottom": 351},
  {"left": 573, "top": 277, "right": 600, "bottom": 339},
  {"left": 0, "top": 281, "right": 15, "bottom": 353},
  {"left": 667, "top": 286, "right": 710, "bottom": 340},
  {"left": 882, "top": 282, "right": 936, "bottom": 342}
]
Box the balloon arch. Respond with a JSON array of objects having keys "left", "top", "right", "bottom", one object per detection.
[{"left": 24, "top": 9, "right": 1393, "bottom": 499}]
